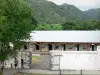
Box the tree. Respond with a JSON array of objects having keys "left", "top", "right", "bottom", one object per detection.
[
  {"left": 87, "top": 20, "right": 100, "bottom": 30},
  {"left": 62, "top": 20, "right": 100, "bottom": 30},
  {"left": 35, "top": 24, "right": 52, "bottom": 30},
  {"left": 35, "top": 24, "right": 63, "bottom": 30},
  {"left": 62, "top": 21, "right": 76, "bottom": 30},
  {"left": 50, "top": 24, "right": 63, "bottom": 30},
  {"left": 31, "top": 17, "right": 38, "bottom": 28},
  {"left": 0, "top": 0, "right": 34, "bottom": 74}
]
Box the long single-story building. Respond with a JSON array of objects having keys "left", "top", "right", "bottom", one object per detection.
[
  {"left": 25, "top": 31, "right": 100, "bottom": 52},
  {"left": 24, "top": 31, "right": 100, "bottom": 70}
]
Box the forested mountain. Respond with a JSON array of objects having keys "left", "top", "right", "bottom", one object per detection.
[
  {"left": 27, "top": 0, "right": 65, "bottom": 24},
  {"left": 59, "top": 3, "right": 84, "bottom": 20},
  {"left": 83, "top": 8, "right": 100, "bottom": 20},
  {"left": 26, "top": 0, "right": 100, "bottom": 24}
]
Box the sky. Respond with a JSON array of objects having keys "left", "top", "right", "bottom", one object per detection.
[{"left": 47, "top": 0, "right": 100, "bottom": 11}]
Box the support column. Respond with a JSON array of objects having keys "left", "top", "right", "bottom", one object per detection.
[
  {"left": 83, "top": 43, "right": 87, "bottom": 51},
  {"left": 40, "top": 43, "right": 42, "bottom": 52},
  {"left": 46, "top": 43, "right": 49, "bottom": 51},
  {"left": 69, "top": 43, "right": 72, "bottom": 51},
  {"left": 79, "top": 44, "right": 83, "bottom": 51},
  {"left": 66, "top": 43, "right": 69, "bottom": 51},
  {"left": 52, "top": 43, "right": 55, "bottom": 50}
]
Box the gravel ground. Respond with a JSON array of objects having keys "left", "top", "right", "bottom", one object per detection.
[{"left": 31, "top": 54, "right": 51, "bottom": 70}]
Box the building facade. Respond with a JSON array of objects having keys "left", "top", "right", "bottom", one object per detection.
[
  {"left": 5, "top": 31, "right": 100, "bottom": 70},
  {"left": 24, "top": 31, "right": 100, "bottom": 70},
  {"left": 25, "top": 31, "right": 100, "bottom": 52}
]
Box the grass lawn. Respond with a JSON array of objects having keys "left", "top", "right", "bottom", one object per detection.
[
  {"left": 16, "top": 73, "right": 80, "bottom": 75},
  {"left": 32, "top": 56, "right": 40, "bottom": 64},
  {"left": 0, "top": 71, "right": 1, "bottom": 75}
]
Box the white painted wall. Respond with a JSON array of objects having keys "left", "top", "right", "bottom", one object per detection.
[
  {"left": 4, "top": 52, "right": 21, "bottom": 68},
  {"left": 4, "top": 51, "right": 31, "bottom": 69},
  {"left": 50, "top": 45, "right": 100, "bottom": 70}
]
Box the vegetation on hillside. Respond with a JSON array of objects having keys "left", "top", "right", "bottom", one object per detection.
[
  {"left": 35, "top": 24, "right": 62, "bottom": 30},
  {"left": 24, "top": 0, "right": 100, "bottom": 30},
  {"left": 33, "top": 20, "right": 100, "bottom": 30},
  {"left": 83, "top": 8, "right": 100, "bottom": 20},
  {"left": 62, "top": 20, "right": 100, "bottom": 30},
  {"left": 26, "top": 0, "right": 83, "bottom": 24},
  {"left": 25, "top": 0, "right": 100, "bottom": 24}
]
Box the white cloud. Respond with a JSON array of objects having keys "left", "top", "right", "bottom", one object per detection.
[{"left": 47, "top": 0, "right": 100, "bottom": 11}]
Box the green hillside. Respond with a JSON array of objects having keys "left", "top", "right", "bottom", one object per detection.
[
  {"left": 27, "top": 0, "right": 65, "bottom": 24},
  {"left": 26, "top": 0, "right": 84, "bottom": 24},
  {"left": 83, "top": 8, "right": 100, "bottom": 20},
  {"left": 59, "top": 3, "right": 84, "bottom": 20},
  {"left": 26, "top": 0, "right": 100, "bottom": 24}
]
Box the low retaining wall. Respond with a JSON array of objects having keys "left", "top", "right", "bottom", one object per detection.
[{"left": 50, "top": 49, "right": 100, "bottom": 70}]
